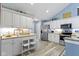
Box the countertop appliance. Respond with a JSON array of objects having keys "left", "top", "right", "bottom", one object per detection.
[
  {"left": 60, "top": 23, "right": 72, "bottom": 45},
  {"left": 41, "top": 25, "right": 50, "bottom": 41}
]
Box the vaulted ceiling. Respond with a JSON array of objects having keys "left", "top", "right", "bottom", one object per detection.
[{"left": 2, "top": 3, "right": 70, "bottom": 20}]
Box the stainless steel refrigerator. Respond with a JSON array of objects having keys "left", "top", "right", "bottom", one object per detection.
[{"left": 41, "top": 25, "right": 50, "bottom": 41}]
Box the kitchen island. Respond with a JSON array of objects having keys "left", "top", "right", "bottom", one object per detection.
[
  {"left": 64, "top": 37, "right": 79, "bottom": 56},
  {"left": 1, "top": 33, "right": 36, "bottom": 56}
]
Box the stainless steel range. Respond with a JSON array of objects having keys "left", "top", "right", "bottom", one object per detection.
[{"left": 60, "top": 23, "right": 72, "bottom": 45}]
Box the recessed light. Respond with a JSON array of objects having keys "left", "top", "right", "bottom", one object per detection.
[
  {"left": 34, "top": 18, "right": 39, "bottom": 21},
  {"left": 30, "top": 3, "right": 34, "bottom": 6},
  {"left": 46, "top": 10, "right": 49, "bottom": 13}
]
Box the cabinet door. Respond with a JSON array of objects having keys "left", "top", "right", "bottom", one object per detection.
[
  {"left": 49, "top": 33, "right": 59, "bottom": 43},
  {"left": 54, "top": 34, "right": 59, "bottom": 43},
  {"left": 20, "top": 15, "right": 27, "bottom": 28},
  {"left": 50, "top": 21, "right": 60, "bottom": 29},
  {"left": 21, "top": 16, "right": 34, "bottom": 29},
  {"left": 48, "top": 33, "right": 52, "bottom": 41},
  {"left": 13, "top": 38, "right": 22, "bottom": 55},
  {"left": 1, "top": 10, "right": 13, "bottom": 27},
  {"left": 13, "top": 13, "right": 20, "bottom": 27},
  {"left": 1, "top": 39, "right": 13, "bottom": 56},
  {"left": 27, "top": 17, "right": 34, "bottom": 29},
  {"left": 71, "top": 17, "right": 79, "bottom": 29},
  {"left": 48, "top": 33, "right": 54, "bottom": 42}
]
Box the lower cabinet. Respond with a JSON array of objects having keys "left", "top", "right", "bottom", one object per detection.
[
  {"left": 22, "top": 36, "right": 36, "bottom": 53},
  {"left": 13, "top": 38, "right": 22, "bottom": 55},
  {"left": 1, "top": 38, "right": 23, "bottom": 56},
  {"left": 48, "top": 33, "right": 54, "bottom": 42},
  {"left": 54, "top": 34, "right": 59, "bottom": 43},
  {"left": 1, "top": 39, "right": 13, "bottom": 56},
  {"left": 1, "top": 36, "right": 36, "bottom": 56},
  {"left": 48, "top": 33, "right": 59, "bottom": 43}
]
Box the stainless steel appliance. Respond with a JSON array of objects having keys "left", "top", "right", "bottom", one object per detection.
[
  {"left": 41, "top": 25, "right": 50, "bottom": 41},
  {"left": 60, "top": 23, "right": 72, "bottom": 45}
]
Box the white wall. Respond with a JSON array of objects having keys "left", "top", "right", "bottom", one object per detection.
[{"left": 35, "top": 21, "right": 41, "bottom": 41}]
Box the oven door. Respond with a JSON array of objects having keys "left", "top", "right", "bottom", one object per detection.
[{"left": 59, "top": 35, "right": 71, "bottom": 45}]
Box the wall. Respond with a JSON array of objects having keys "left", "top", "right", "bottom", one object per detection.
[{"left": 53, "top": 3, "right": 79, "bottom": 19}]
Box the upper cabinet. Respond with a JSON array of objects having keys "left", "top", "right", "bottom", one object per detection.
[
  {"left": 20, "top": 15, "right": 34, "bottom": 29},
  {"left": 12, "top": 13, "right": 20, "bottom": 27},
  {"left": 13, "top": 13, "right": 28, "bottom": 28},
  {"left": 50, "top": 21, "right": 60, "bottom": 29},
  {"left": 1, "top": 9, "right": 13, "bottom": 27},
  {"left": 1, "top": 8, "right": 34, "bottom": 29},
  {"left": 26, "top": 17, "right": 34, "bottom": 29},
  {"left": 50, "top": 16, "right": 79, "bottom": 30},
  {"left": 20, "top": 15, "right": 28, "bottom": 28}
]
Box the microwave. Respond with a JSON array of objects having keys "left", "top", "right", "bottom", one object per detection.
[{"left": 61, "top": 23, "right": 72, "bottom": 29}]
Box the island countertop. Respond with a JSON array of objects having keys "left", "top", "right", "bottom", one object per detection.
[
  {"left": 1, "top": 33, "right": 36, "bottom": 40},
  {"left": 64, "top": 37, "right": 79, "bottom": 42}
]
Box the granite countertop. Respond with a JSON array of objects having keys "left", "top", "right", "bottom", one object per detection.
[
  {"left": 64, "top": 36, "right": 79, "bottom": 42},
  {"left": 1, "top": 33, "right": 35, "bottom": 40}
]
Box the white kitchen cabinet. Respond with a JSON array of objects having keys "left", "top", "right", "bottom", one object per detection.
[
  {"left": 1, "top": 38, "right": 22, "bottom": 56},
  {"left": 21, "top": 36, "right": 36, "bottom": 54},
  {"left": 1, "top": 10, "right": 13, "bottom": 27},
  {"left": 1, "top": 36, "right": 36, "bottom": 56},
  {"left": 20, "top": 15, "right": 28, "bottom": 28},
  {"left": 48, "top": 33, "right": 59, "bottom": 43},
  {"left": 56, "top": 17, "right": 79, "bottom": 29},
  {"left": 13, "top": 38, "right": 22, "bottom": 55},
  {"left": 1, "top": 8, "right": 34, "bottom": 28},
  {"left": 50, "top": 19, "right": 73, "bottom": 30},
  {"left": 27, "top": 18, "right": 34, "bottom": 29},
  {"left": 13, "top": 13, "right": 28, "bottom": 28},
  {"left": 18, "top": 15, "right": 34, "bottom": 28},
  {"left": 13, "top": 13, "right": 20, "bottom": 27},
  {"left": 20, "top": 15, "right": 25, "bottom": 28},
  {"left": 54, "top": 34, "right": 59, "bottom": 43},
  {"left": 70, "top": 17, "right": 79, "bottom": 29},
  {"left": 1, "top": 39, "right": 13, "bottom": 56},
  {"left": 50, "top": 21, "right": 60, "bottom": 29},
  {"left": 12, "top": 13, "right": 34, "bottom": 28},
  {"left": 48, "top": 33, "right": 54, "bottom": 42},
  {"left": 50, "top": 21, "right": 58, "bottom": 43}
]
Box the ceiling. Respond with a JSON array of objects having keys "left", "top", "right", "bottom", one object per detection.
[{"left": 2, "top": 3, "right": 70, "bottom": 21}]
